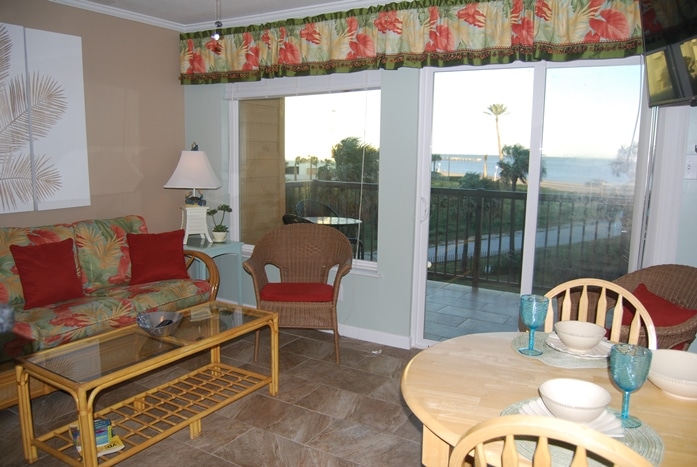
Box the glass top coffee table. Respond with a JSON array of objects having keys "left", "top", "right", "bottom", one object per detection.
[{"left": 15, "top": 301, "right": 278, "bottom": 466}]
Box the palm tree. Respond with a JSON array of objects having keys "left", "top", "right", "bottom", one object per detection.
[
  {"left": 294, "top": 156, "right": 307, "bottom": 181},
  {"left": 484, "top": 104, "right": 508, "bottom": 161},
  {"left": 309, "top": 156, "right": 319, "bottom": 179},
  {"left": 497, "top": 144, "right": 546, "bottom": 256},
  {"left": 332, "top": 137, "right": 379, "bottom": 183},
  {"left": 431, "top": 153, "right": 442, "bottom": 173},
  {"left": 497, "top": 144, "right": 530, "bottom": 191}
]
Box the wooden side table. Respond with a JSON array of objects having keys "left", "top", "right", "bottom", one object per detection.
[{"left": 185, "top": 238, "right": 244, "bottom": 304}]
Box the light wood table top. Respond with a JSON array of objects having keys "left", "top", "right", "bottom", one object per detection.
[{"left": 400, "top": 332, "right": 697, "bottom": 466}]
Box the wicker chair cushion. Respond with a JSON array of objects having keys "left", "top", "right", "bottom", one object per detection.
[
  {"left": 622, "top": 284, "right": 697, "bottom": 327},
  {"left": 260, "top": 283, "right": 333, "bottom": 302}
]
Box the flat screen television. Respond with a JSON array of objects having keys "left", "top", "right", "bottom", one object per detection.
[
  {"left": 640, "top": 0, "right": 697, "bottom": 107},
  {"left": 644, "top": 37, "right": 697, "bottom": 107}
]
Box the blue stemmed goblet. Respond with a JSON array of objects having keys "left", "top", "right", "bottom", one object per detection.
[
  {"left": 609, "top": 344, "right": 652, "bottom": 428},
  {"left": 518, "top": 294, "right": 549, "bottom": 356}
]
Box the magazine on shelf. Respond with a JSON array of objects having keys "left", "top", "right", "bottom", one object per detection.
[{"left": 69, "top": 419, "right": 124, "bottom": 456}]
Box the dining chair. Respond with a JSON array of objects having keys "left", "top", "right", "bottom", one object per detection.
[
  {"left": 448, "top": 414, "right": 651, "bottom": 467},
  {"left": 243, "top": 223, "right": 353, "bottom": 363},
  {"left": 543, "top": 278, "right": 657, "bottom": 349},
  {"left": 613, "top": 264, "right": 697, "bottom": 350}
]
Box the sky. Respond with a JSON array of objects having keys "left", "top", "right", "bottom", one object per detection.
[
  {"left": 432, "top": 64, "right": 643, "bottom": 159},
  {"left": 284, "top": 62, "right": 644, "bottom": 162},
  {"left": 285, "top": 91, "right": 381, "bottom": 163}
]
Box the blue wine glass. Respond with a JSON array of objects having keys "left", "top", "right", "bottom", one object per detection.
[
  {"left": 518, "top": 295, "right": 549, "bottom": 356},
  {"left": 609, "top": 344, "right": 652, "bottom": 428}
]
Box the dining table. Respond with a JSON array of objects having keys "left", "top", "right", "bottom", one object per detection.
[{"left": 400, "top": 332, "right": 697, "bottom": 466}]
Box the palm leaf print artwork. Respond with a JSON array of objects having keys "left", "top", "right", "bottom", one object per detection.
[{"left": 0, "top": 23, "right": 69, "bottom": 212}]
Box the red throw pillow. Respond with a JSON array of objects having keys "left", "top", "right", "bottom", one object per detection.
[
  {"left": 622, "top": 283, "right": 697, "bottom": 327},
  {"left": 260, "top": 283, "right": 333, "bottom": 302},
  {"left": 127, "top": 230, "right": 189, "bottom": 285},
  {"left": 10, "top": 238, "right": 84, "bottom": 309}
]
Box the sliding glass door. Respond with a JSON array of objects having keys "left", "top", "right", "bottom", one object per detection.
[{"left": 415, "top": 57, "right": 644, "bottom": 345}]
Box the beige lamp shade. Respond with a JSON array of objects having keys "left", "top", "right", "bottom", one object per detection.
[
  {"left": 164, "top": 150, "right": 222, "bottom": 244},
  {"left": 164, "top": 150, "right": 222, "bottom": 197}
]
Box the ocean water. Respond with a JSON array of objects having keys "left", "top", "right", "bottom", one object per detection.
[{"left": 435, "top": 155, "right": 632, "bottom": 185}]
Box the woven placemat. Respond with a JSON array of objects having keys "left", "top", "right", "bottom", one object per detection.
[
  {"left": 511, "top": 332, "right": 608, "bottom": 369},
  {"left": 501, "top": 398, "right": 664, "bottom": 466}
]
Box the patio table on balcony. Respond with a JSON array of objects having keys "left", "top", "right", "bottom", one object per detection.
[{"left": 303, "top": 216, "right": 362, "bottom": 226}]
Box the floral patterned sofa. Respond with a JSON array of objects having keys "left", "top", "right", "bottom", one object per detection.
[{"left": 0, "top": 215, "right": 220, "bottom": 409}]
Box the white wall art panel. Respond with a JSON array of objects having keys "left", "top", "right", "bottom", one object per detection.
[{"left": 0, "top": 22, "right": 90, "bottom": 214}]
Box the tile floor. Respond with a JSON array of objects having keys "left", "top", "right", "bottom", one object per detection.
[
  {"left": 0, "top": 283, "right": 519, "bottom": 466},
  {"left": 0, "top": 328, "right": 424, "bottom": 467},
  {"left": 425, "top": 281, "right": 521, "bottom": 341}
]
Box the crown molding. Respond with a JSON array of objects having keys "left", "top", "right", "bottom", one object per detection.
[
  {"left": 49, "top": 0, "right": 401, "bottom": 33},
  {"left": 48, "top": 0, "right": 186, "bottom": 31}
]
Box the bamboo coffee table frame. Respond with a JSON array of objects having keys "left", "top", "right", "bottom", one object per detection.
[{"left": 15, "top": 301, "right": 278, "bottom": 466}]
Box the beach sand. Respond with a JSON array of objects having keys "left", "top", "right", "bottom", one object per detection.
[{"left": 437, "top": 171, "right": 632, "bottom": 195}]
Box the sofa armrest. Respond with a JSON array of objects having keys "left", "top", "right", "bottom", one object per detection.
[{"left": 183, "top": 250, "right": 220, "bottom": 300}]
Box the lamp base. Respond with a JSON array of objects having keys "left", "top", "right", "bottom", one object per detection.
[{"left": 180, "top": 206, "right": 212, "bottom": 243}]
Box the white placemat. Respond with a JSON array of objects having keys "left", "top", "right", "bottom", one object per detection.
[
  {"left": 501, "top": 398, "right": 664, "bottom": 466},
  {"left": 511, "top": 332, "right": 608, "bottom": 369}
]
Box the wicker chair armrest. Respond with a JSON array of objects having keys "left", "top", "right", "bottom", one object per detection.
[
  {"left": 183, "top": 250, "right": 220, "bottom": 300},
  {"left": 242, "top": 255, "right": 270, "bottom": 301},
  {"left": 330, "top": 259, "right": 353, "bottom": 301}
]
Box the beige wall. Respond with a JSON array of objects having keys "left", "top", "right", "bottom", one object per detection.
[{"left": 0, "top": 0, "right": 185, "bottom": 233}]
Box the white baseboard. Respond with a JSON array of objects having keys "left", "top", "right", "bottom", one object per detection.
[
  {"left": 223, "top": 299, "right": 413, "bottom": 350},
  {"left": 338, "top": 323, "right": 412, "bottom": 350}
]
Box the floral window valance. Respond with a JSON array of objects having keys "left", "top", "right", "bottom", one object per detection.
[{"left": 179, "top": 0, "right": 645, "bottom": 85}]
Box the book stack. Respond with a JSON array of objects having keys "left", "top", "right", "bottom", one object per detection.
[{"left": 69, "top": 419, "right": 124, "bottom": 457}]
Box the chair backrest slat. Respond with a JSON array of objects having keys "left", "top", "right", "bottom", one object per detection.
[
  {"left": 543, "top": 278, "right": 657, "bottom": 349},
  {"left": 448, "top": 415, "right": 652, "bottom": 467}
]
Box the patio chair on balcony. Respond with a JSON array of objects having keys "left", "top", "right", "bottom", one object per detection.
[
  {"left": 243, "top": 223, "right": 353, "bottom": 363},
  {"left": 295, "top": 199, "right": 339, "bottom": 218},
  {"left": 295, "top": 199, "right": 364, "bottom": 259},
  {"left": 282, "top": 213, "right": 313, "bottom": 224}
]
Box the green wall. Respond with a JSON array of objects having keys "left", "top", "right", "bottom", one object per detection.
[{"left": 184, "top": 68, "right": 421, "bottom": 349}]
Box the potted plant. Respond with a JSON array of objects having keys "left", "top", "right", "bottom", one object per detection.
[{"left": 207, "top": 204, "right": 232, "bottom": 242}]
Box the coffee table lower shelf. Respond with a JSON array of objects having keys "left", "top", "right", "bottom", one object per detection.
[{"left": 32, "top": 362, "right": 271, "bottom": 466}]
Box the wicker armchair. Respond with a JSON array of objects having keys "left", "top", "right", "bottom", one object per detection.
[
  {"left": 243, "top": 223, "right": 353, "bottom": 363},
  {"left": 613, "top": 264, "right": 697, "bottom": 350}
]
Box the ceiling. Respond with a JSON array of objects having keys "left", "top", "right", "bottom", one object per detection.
[{"left": 49, "top": 0, "right": 394, "bottom": 32}]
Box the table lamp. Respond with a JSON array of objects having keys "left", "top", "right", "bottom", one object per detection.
[{"left": 164, "top": 143, "right": 222, "bottom": 243}]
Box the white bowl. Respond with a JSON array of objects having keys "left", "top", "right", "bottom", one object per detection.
[
  {"left": 539, "top": 378, "right": 611, "bottom": 423},
  {"left": 554, "top": 321, "right": 606, "bottom": 351},
  {"left": 136, "top": 311, "right": 183, "bottom": 337},
  {"left": 648, "top": 349, "right": 697, "bottom": 400}
]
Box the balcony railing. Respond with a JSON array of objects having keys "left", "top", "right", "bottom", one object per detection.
[
  {"left": 286, "top": 180, "right": 379, "bottom": 261},
  {"left": 286, "top": 181, "right": 632, "bottom": 291}
]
